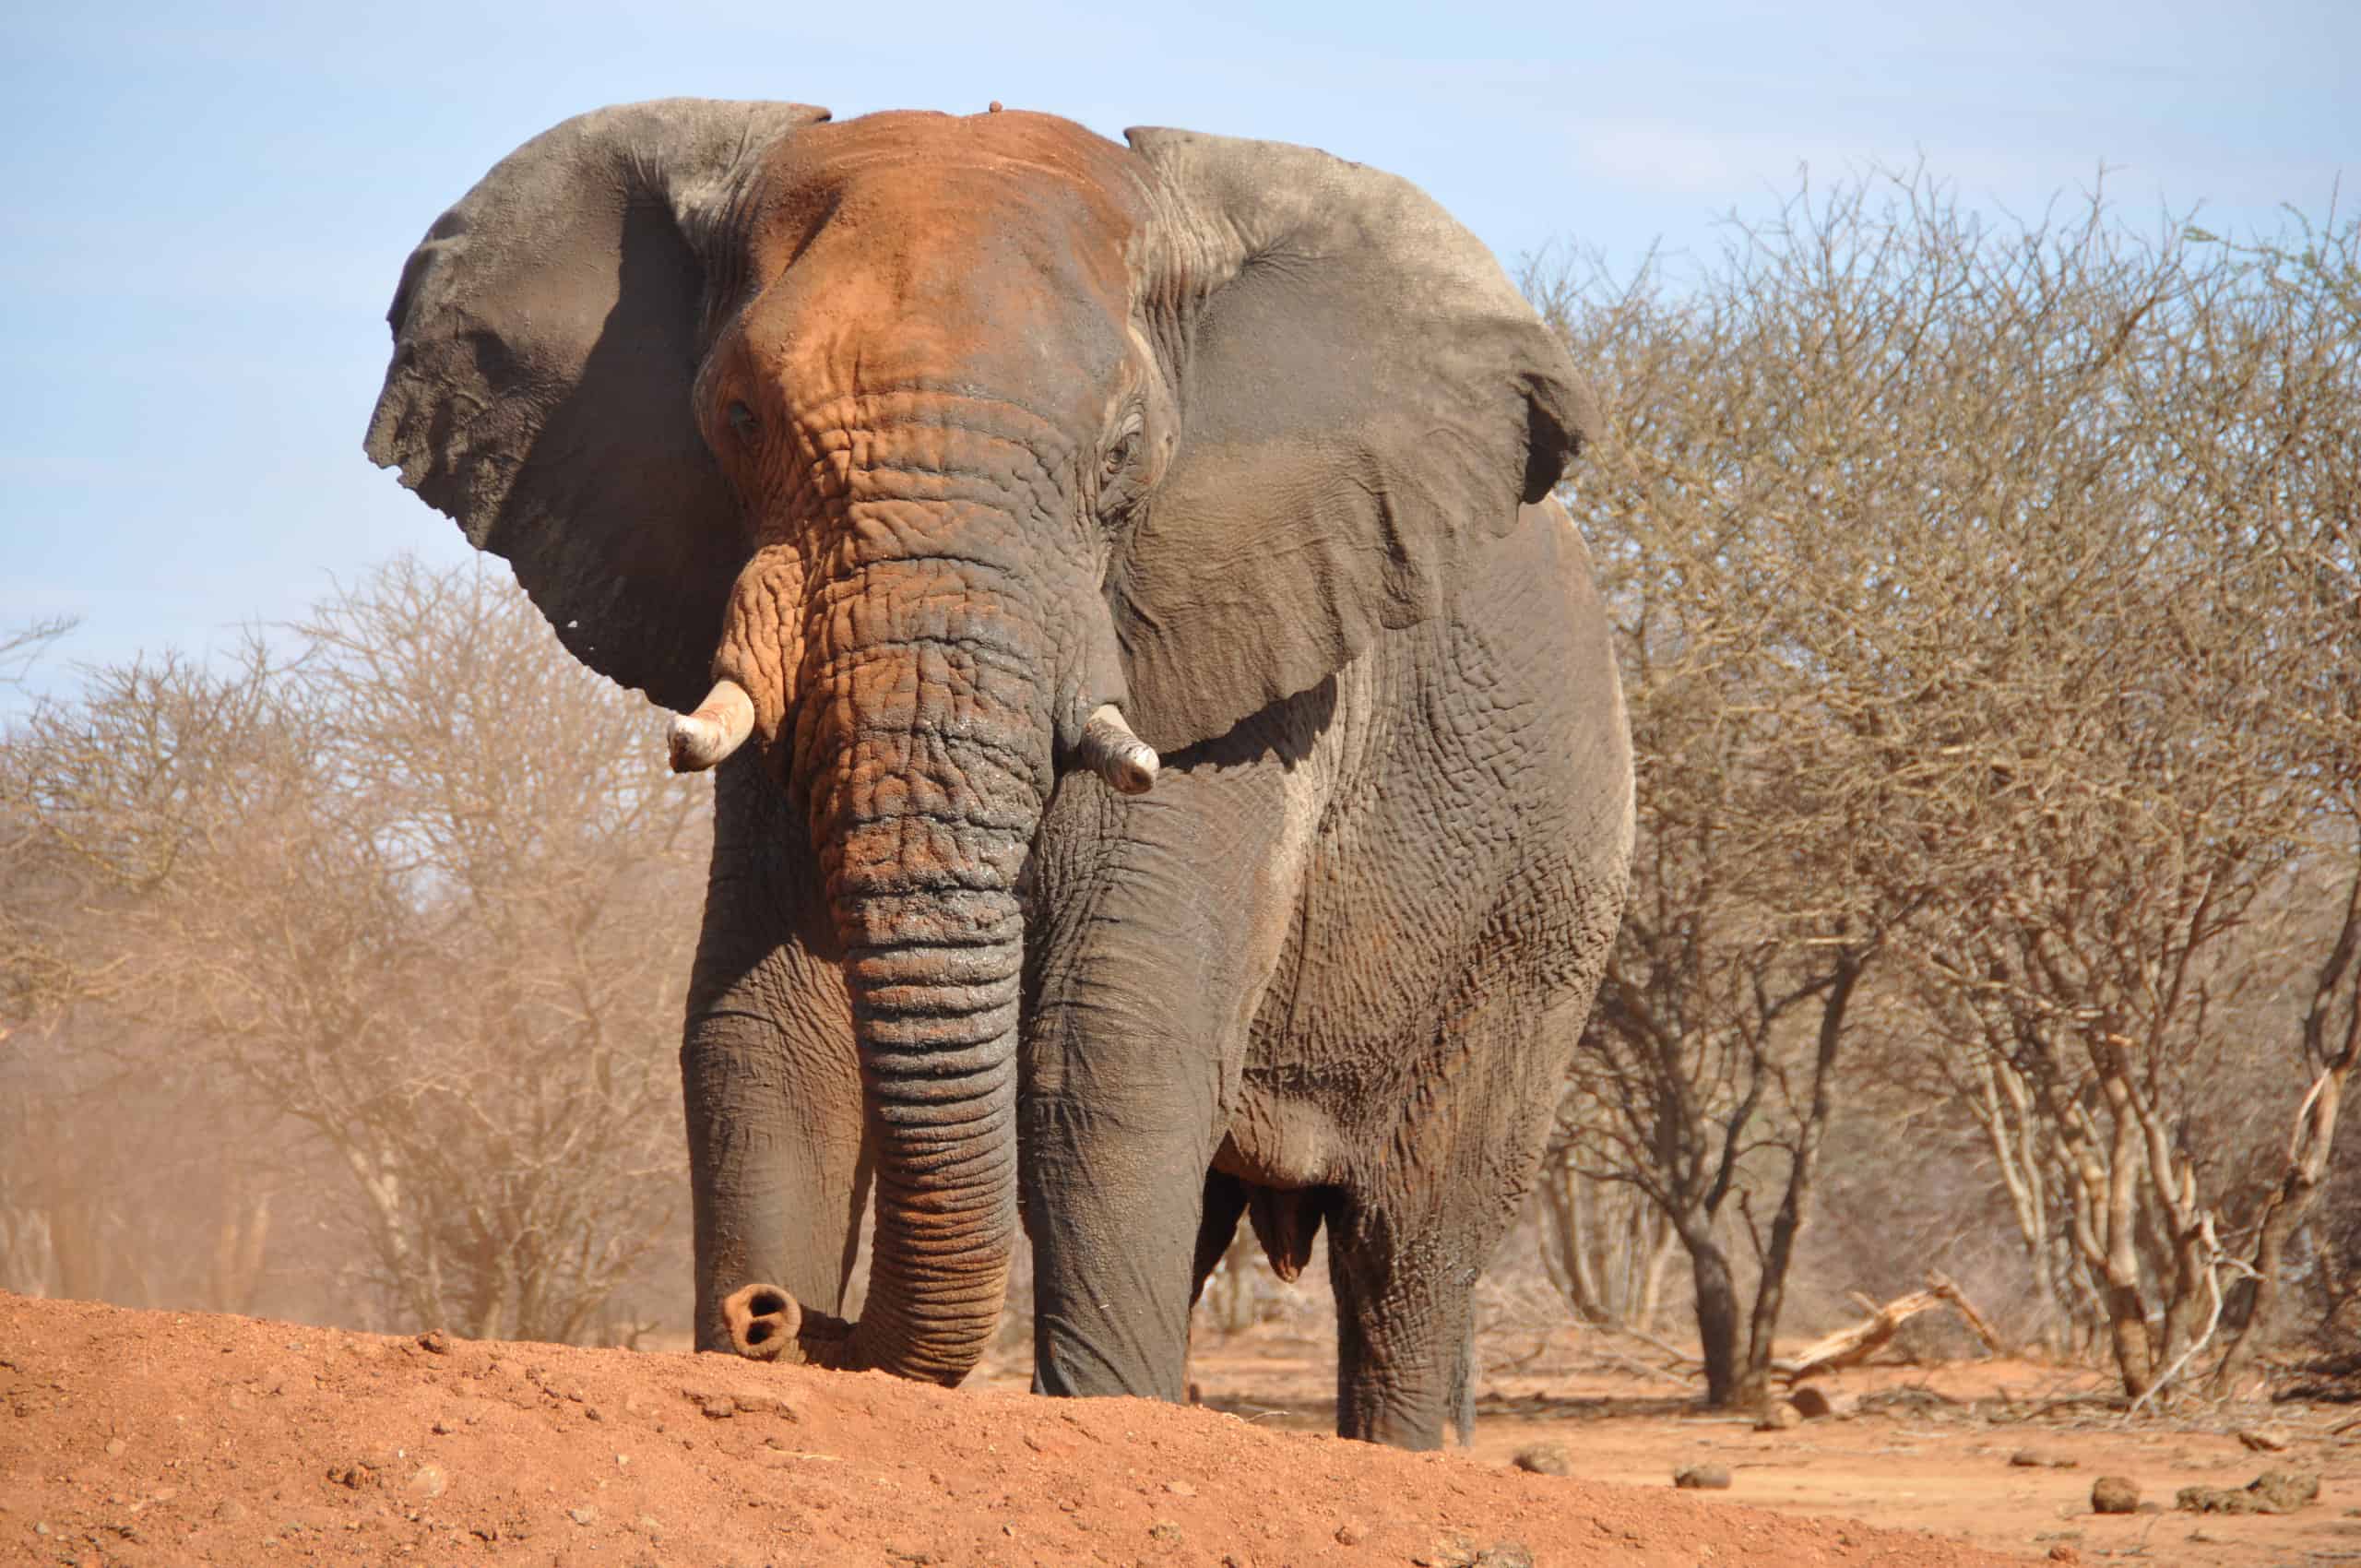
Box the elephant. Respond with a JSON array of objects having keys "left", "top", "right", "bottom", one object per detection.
[{"left": 363, "top": 98, "right": 1631, "bottom": 1450}]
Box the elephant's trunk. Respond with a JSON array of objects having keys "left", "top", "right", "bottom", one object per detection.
[{"left": 715, "top": 518, "right": 1050, "bottom": 1386}]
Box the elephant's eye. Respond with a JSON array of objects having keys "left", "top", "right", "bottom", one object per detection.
[
  {"left": 1101, "top": 427, "right": 1140, "bottom": 480},
  {"left": 727, "top": 400, "right": 759, "bottom": 442}
]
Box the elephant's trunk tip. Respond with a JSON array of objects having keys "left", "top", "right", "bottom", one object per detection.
[
  {"left": 1077, "top": 704, "right": 1159, "bottom": 795},
  {"left": 720, "top": 1279, "right": 857, "bottom": 1368},
  {"left": 669, "top": 679, "right": 756, "bottom": 773}
]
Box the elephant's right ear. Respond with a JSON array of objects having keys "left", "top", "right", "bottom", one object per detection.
[{"left": 363, "top": 99, "right": 829, "bottom": 714}]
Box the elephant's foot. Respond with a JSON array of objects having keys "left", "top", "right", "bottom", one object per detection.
[{"left": 719, "top": 1281, "right": 856, "bottom": 1367}]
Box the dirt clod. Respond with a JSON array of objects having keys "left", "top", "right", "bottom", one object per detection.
[
  {"left": 417, "top": 1330, "right": 448, "bottom": 1355},
  {"left": 2236, "top": 1426, "right": 2291, "bottom": 1453},
  {"left": 1511, "top": 1442, "right": 1571, "bottom": 1475},
  {"left": 2089, "top": 1476, "right": 2140, "bottom": 1515},
  {"left": 2010, "top": 1448, "right": 2076, "bottom": 1469},
  {"left": 1675, "top": 1463, "right": 1733, "bottom": 1490},
  {"left": 1335, "top": 1518, "right": 1367, "bottom": 1544},
  {"left": 2176, "top": 1469, "right": 2320, "bottom": 1515},
  {"left": 1788, "top": 1384, "right": 1839, "bottom": 1420},
  {"left": 1757, "top": 1401, "right": 1804, "bottom": 1431}
]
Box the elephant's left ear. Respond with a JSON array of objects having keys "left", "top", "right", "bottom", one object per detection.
[{"left": 1111, "top": 128, "right": 1596, "bottom": 754}]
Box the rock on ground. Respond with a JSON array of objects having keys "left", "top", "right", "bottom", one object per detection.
[
  {"left": 2176, "top": 1469, "right": 2321, "bottom": 1515},
  {"left": 2090, "top": 1475, "right": 2141, "bottom": 1515},
  {"left": 1510, "top": 1442, "right": 1571, "bottom": 1476}
]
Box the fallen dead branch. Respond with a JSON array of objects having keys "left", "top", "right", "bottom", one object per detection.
[{"left": 1776, "top": 1272, "right": 2006, "bottom": 1383}]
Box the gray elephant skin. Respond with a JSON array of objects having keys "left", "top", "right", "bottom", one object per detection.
[{"left": 363, "top": 99, "right": 1632, "bottom": 1450}]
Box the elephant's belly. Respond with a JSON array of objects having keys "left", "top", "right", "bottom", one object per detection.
[{"left": 1214, "top": 1093, "right": 1346, "bottom": 1188}]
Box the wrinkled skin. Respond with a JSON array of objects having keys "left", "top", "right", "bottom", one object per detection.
[{"left": 365, "top": 100, "right": 1631, "bottom": 1448}]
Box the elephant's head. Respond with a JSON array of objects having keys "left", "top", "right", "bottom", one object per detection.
[{"left": 364, "top": 100, "right": 1591, "bottom": 1386}]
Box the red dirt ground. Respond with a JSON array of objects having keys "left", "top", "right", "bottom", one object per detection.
[
  {"left": 1155, "top": 1331, "right": 2358, "bottom": 1567},
  {"left": 0, "top": 1292, "right": 2027, "bottom": 1567}
]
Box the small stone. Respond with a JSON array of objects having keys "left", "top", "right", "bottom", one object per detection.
[
  {"left": 1415, "top": 1530, "right": 1480, "bottom": 1567},
  {"left": 104, "top": 1437, "right": 125, "bottom": 1457},
  {"left": 2011, "top": 1448, "right": 2075, "bottom": 1469},
  {"left": 568, "top": 1505, "right": 598, "bottom": 1526},
  {"left": 431, "top": 1419, "right": 452, "bottom": 1435},
  {"left": 636, "top": 1515, "right": 662, "bottom": 1537},
  {"left": 416, "top": 1330, "right": 448, "bottom": 1355},
  {"left": 2237, "top": 1427, "right": 2291, "bottom": 1453},
  {"left": 2177, "top": 1469, "right": 2319, "bottom": 1515},
  {"left": 2047, "top": 1548, "right": 2080, "bottom": 1563},
  {"left": 699, "top": 1396, "right": 734, "bottom": 1420},
  {"left": 1335, "top": 1519, "right": 1367, "bottom": 1545},
  {"left": 1161, "top": 1479, "right": 1196, "bottom": 1496},
  {"left": 2091, "top": 1476, "right": 2140, "bottom": 1515},
  {"left": 405, "top": 1463, "right": 447, "bottom": 1500},
  {"left": 584, "top": 1405, "right": 603, "bottom": 1421},
  {"left": 1511, "top": 1443, "right": 1571, "bottom": 1476},
  {"left": 1147, "top": 1519, "right": 1182, "bottom": 1545},
  {"left": 1756, "top": 1402, "right": 1803, "bottom": 1431},
  {"left": 1787, "top": 1385, "right": 1838, "bottom": 1420},
  {"left": 1674, "top": 1463, "right": 1732, "bottom": 1490}
]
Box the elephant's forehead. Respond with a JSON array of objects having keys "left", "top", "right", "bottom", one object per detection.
[
  {"left": 745, "top": 110, "right": 1147, "bottom": 291},
  {"left": 735, "top": 111, "right": 1149, "bottom": 420}
]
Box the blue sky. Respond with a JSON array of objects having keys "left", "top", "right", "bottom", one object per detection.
[{"left": 2, "top": 0, "right": 2352, "bottom": 705}]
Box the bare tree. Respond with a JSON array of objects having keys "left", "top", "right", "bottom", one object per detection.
[
  {"left": 6, "top": 561, "right": 707, "bottom": 1341},
  {"left": 1538, "top": 172, "right": 2357, "bottom": 1401},
  {"left": 1528, "top": 1127, "right": 1678, "bottom": 1333},
  {"left": 1, "top": 617, "right": 87, "bottom": 1032},
  {"left": 1536, "top": 186, "right": 1922, "bottom": 1409}
]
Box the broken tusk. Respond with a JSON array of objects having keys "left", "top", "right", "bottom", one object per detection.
[
  {"left": 1075, "top": 704, "right": 1159, "bottom": 795},
  {"left": 668, "top": 678, "right": 755, "bottom": 773}
]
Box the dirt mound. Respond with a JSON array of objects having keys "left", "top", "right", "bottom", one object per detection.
[{"left": 0, "top": 1293, "right": 2019, "bottom": 1566}]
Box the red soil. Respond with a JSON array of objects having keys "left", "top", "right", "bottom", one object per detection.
[{"left": 0, "top": 1292, "right": 2024, "bottom": 1567}]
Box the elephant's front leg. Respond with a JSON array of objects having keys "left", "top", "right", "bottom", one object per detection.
[
  {"left": 684, "top": 759, "right": 870, "bottom": 1354},
  {"left": 1022, "top": 742, "right": 1313, "bottom": 1401}
]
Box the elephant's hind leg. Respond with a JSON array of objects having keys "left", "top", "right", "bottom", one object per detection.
[{"left": 1324, "top": 1188, "right": 1488, "bottom": 1449}]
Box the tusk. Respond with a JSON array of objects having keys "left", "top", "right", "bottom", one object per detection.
[
  {"left": 668, "top": 678, "right": 755, "bottom": 774},
  {"left": 1075, "top": 703, "right": 1159, "bottom": 795}
]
